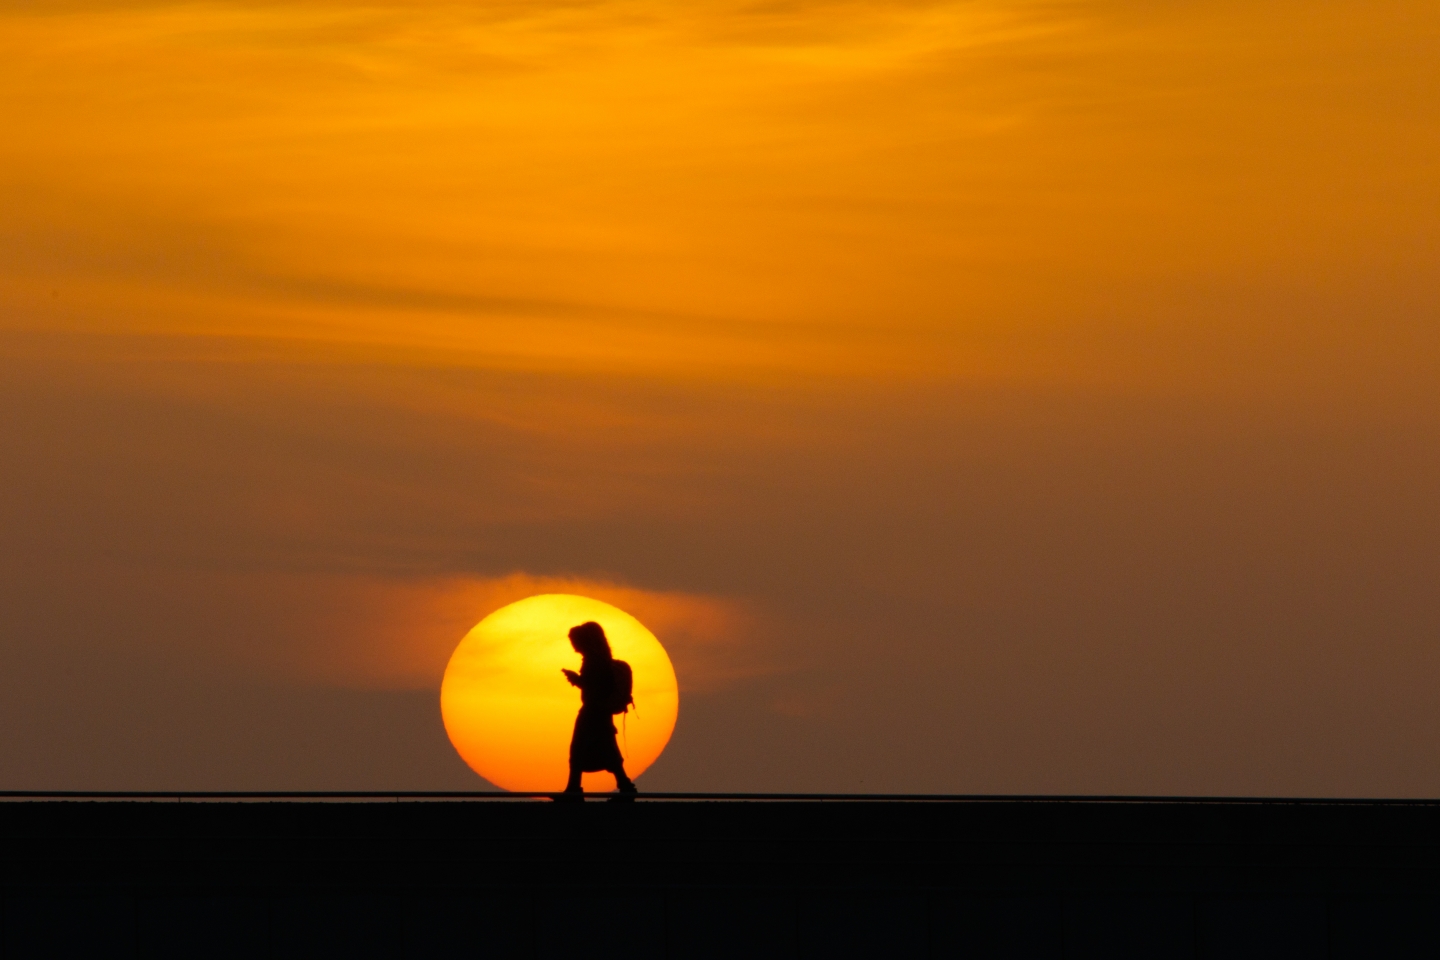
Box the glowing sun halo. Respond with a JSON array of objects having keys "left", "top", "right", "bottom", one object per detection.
[{"left": 440, "top": 594, "right": 679, "bottom": 792}]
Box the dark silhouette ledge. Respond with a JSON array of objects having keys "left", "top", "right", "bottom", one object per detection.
[{"left": 0, "top": 794, "right": 1436, "bottom": 958}]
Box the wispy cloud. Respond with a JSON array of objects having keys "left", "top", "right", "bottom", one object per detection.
[
  {"left": 6, "top": 0, "right": 1435, "bottom": 392},
  {"left": 100, "top": 568, "right": 775, "bottom": 693}
]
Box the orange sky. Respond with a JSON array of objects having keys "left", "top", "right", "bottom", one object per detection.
[
  {"left": 1, "top": 0, "right": 1437, "bottom": 794},
  {"left": 6, "top": 0, "right": 1436, "bottom": 390}
]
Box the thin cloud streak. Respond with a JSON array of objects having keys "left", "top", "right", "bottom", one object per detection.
[{"left": 282, "top": 571, "right": 771, "bottom": 693}]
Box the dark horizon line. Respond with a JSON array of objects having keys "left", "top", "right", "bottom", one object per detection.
[{"left": 2, "top": 790, "right": 1439, "bottom": 805}]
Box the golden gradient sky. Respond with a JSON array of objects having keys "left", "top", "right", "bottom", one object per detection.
[{"left": 1, "top": 0, "right": 1437, "bottom": 793}]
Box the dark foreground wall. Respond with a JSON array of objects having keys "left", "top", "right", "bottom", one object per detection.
[{"left": 1, "top": 799, "right": 1437, "bottom": 959}]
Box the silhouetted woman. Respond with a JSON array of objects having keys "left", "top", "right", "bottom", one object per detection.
[{"left": 561, "top": 621, "right": 637, "bottom": 797}]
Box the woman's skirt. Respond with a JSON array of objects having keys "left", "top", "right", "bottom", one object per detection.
[{"left": 569, "top": 706, "right": 625, "bottom": 772}]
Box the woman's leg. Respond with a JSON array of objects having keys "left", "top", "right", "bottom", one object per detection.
[
  {"left": 609, "top": 765, "right": 637, "bottom": 793},
  {"left": 563, "top": 709, "right": 586, "bottom": 794}
]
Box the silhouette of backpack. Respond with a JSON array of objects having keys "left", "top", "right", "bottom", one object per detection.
[{"left": 610, "top": 659, "right": 635, "bottom": 715}]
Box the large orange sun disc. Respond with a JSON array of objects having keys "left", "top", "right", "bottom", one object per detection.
[{"left": 440, "top": 594, "right": 679, "bottom": 792}]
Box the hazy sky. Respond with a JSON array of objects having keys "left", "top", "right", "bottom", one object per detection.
[{"left": 2, "top": 0, "right": 1437, "bottom": 794}]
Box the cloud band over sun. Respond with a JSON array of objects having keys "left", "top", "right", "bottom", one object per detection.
[{"left": 281, "top": 572, "right": 767, "bottom": 693}]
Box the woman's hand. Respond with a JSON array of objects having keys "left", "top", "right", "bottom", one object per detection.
[{"left": 561, "top": 668, "right": 581, "bottom": 687}]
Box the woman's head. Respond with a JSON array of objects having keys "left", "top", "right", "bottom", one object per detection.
[{"left": 568, "top": 621, "right": 612, "bottom": 659}]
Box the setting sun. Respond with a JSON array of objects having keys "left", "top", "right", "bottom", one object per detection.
[{"left": 440, "top": 594, "right": 679, "bottom": 792}]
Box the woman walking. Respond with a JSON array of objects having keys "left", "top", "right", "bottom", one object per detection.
[{"left": 560, "top": 621, "right": 637, "bottom": 798}]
